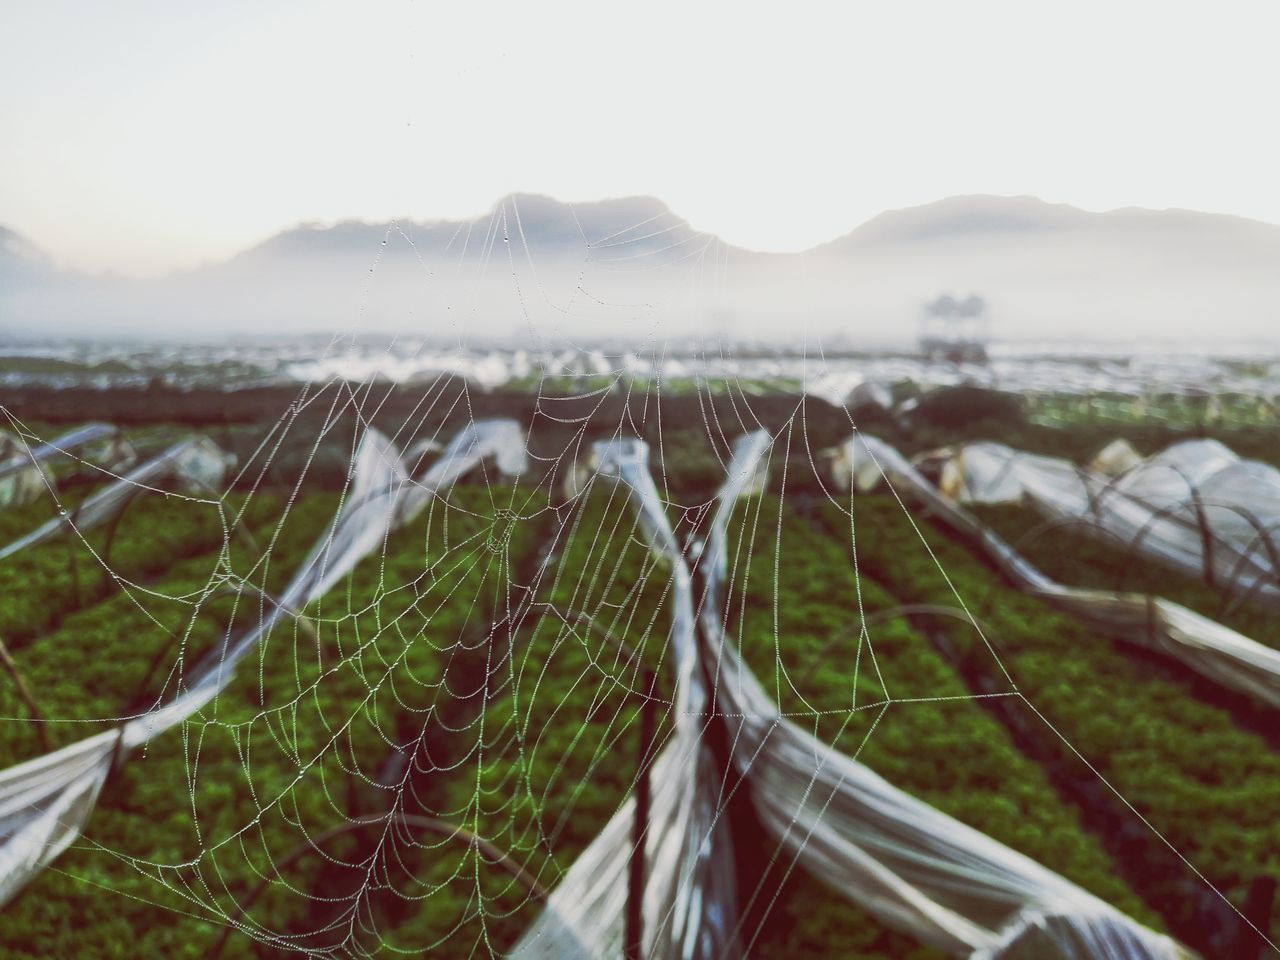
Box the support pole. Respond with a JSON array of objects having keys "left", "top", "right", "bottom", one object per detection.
[
  {"left": 0, "top": 631, "right": 51, "bottom": 753},
  {"left": 625, "top": 667, "right": 657, "bottom": 960}
]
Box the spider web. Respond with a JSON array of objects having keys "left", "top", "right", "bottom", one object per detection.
[{"left": 0, "top": 198, "right": 1273, "bottom": 960}]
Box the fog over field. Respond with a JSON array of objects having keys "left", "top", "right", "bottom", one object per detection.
[
  {"left": 5, "top": 193, "right": 1280, "bottom": 345},
  {"left": 9, "top": 4, "right": 1280, "bottom": 956}
]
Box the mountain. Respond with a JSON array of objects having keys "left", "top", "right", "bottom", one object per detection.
[
  {"left": 821, "top": 194, "right": 1280, "bottom": 256},
  {"left": 802, "top": 195, "right": 1280, "bottom": 343},
  {"left": 821, "top": 195, "right": 1096, "bottom": 249},
  {"left": 223, "top": 194, "right": 747, "bottom": 271},
  {"left": 4, "top": 194, "right": 1280, "bottom": 343}
]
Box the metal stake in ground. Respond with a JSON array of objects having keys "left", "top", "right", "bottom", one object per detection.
[{"left": 625, "top": 667, "right": 658, "bottom": 960}]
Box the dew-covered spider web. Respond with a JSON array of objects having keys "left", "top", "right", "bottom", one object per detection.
[{"left": 0, "top": 197, "right": 1277, "bottom": 960}]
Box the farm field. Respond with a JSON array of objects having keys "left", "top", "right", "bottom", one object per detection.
[
  {"left": 9, "top": 4, "right": 1280, "bottom": 952},
  {"left": 841, "top": 495, "right": 1280, "bottom": 955},
  {"left": 972, "top": 503, "right": 1280, "bottom": 652},
  {"left": 0, "top": 378, "right": 1277, "bottom": 959},
  {"left": 720, "top": 494, "right": 1157, "bottom": 957}
]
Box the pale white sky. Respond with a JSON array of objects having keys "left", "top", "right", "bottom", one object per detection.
[{"left": 3, "top": 0, "right": 1278, "bottom": 276}]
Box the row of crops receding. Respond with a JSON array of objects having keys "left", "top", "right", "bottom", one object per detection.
[{"left": 0, "top": 412, "right": 1278, "bottom": 959}]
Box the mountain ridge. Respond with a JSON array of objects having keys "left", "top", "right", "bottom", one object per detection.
[
  {"left": 8, "top": 192, "right": 1280, "bottom": 278},
  {"left": 4, "top": 193, "right": 1280, "bottom": 341}
]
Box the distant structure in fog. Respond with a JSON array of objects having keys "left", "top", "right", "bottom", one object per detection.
[{"left": 919, "top": 293, "right": 989, "bottom": 364}]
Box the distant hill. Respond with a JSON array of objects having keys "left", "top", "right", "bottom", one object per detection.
[
  {"left": 823, "top": 194, "right": 1280, "bottom": 254},
  {"left": 4, "top": 194, "right": 1280, "bottom": 342},
  {"left": 222, "top": 194, "right": 748, "bottom": 270},
  {"left": 820, "top": 195, "right": 1095, "bottom": 249}
]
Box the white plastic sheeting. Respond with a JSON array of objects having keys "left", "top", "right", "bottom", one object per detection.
[
  {"left": 0, "top": 430, "right": 49, "bottom": 511},
  {"left": 0, "top": 436, "right": 233, "bottom": 562},
  {"left": 286, "top": 349, "right": 518, "bottom": 390},
  {"left": 0, "top": 423, "right": 122, "bottom": 509},
  {"left": 516, "top": 431, "right": 1186, "bottom": 959},
  {"left": 1090, "top": 439, "right": 1143, "bottom": 478},
  {"left": 511, "top": 437, "right": 740, "bottom": 960},
  {"left": 836, "top": 434, "right": 1280, "bottom": 710},
  {"left": 0, "top": 423, "right": 117, "bottom": 471},
  {"left": 937, "top": 439, "right": 1280, "bottom": 610},
  {"left": 398, "top": 419, "right": 527, "bottom": 527},
  {"left": 804, "top": 370, "right": 893, "bottom": 411},
  {"left": 0, "top": 419, "right": 528, "bottom": 908},
  {"left": 704, "top": 431, "right": 1188, "bottom": 960}
]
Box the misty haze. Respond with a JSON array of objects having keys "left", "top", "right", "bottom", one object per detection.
[{"left": 6, "top": 193, "right": 1280, "bottom": 344}]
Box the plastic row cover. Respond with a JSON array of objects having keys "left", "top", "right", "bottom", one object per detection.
[
  {"left": 837, "top": 434, "right": 1280, "bottom": 711},
  {"left": 702, "top": 432, "right": 1189, "bottom": 959},
  {"left": 510, "top": 438, "right": 740, "bottom": 960},
  {"left": 515, "top": 432, "right": 1185, "bottom": 959},
  {"left": 0, "top": 435, "right": 230, "bottom": 562},
  {"left": 0, "top": 420, "right": 525, "bottom": 908},
  {"left": 938, "top": 439, "right": 1280, "bottom": 610},
  {"left": 0, "top": 423, "right": 123, "bottom": 508}
]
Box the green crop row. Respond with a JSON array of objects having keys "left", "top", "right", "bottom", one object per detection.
[
  {"left": 0, "top": 489, "right": 350, "bottom": 958},
  {"left": 0, "top": 497, "right": 65, "bottom": 545},
  {"left": 381, "top": 482, "right": 685, "bottom": 956},
  {"left": 718, "top": 494, "right": 1156, "bottom": 959},
  {"left": 218, "top": 483, "right": 553, "bottom": 957},
  {"left": 971, "top": 502, "right": 1280, "bottom": 650},
  {"left": 0, "top": 491, "right": 336, "bottom": 766},
  {"left": 18, "top": 460, "right": 1271, "bottom": 958},
  {"left": 379, "top": 482, "right": 1174, "bottom": 960},
  {"left": 1026, "top": 391, "right": 1279, "bottom": 430},
  {"left": 298, "top": 483, "right": 554, "bottom": 958},
  {"left": 841, "top": 494, "right": 1280, "bottom": 950},
  {"left": 0, "top": 486, "right": 282, "bottom": 649},
  {"left": 0, "top": 484, "right": 553, "bottom": 959},
  {"left": 404, "top": 483, "right": 955, "bottom": 960}
]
